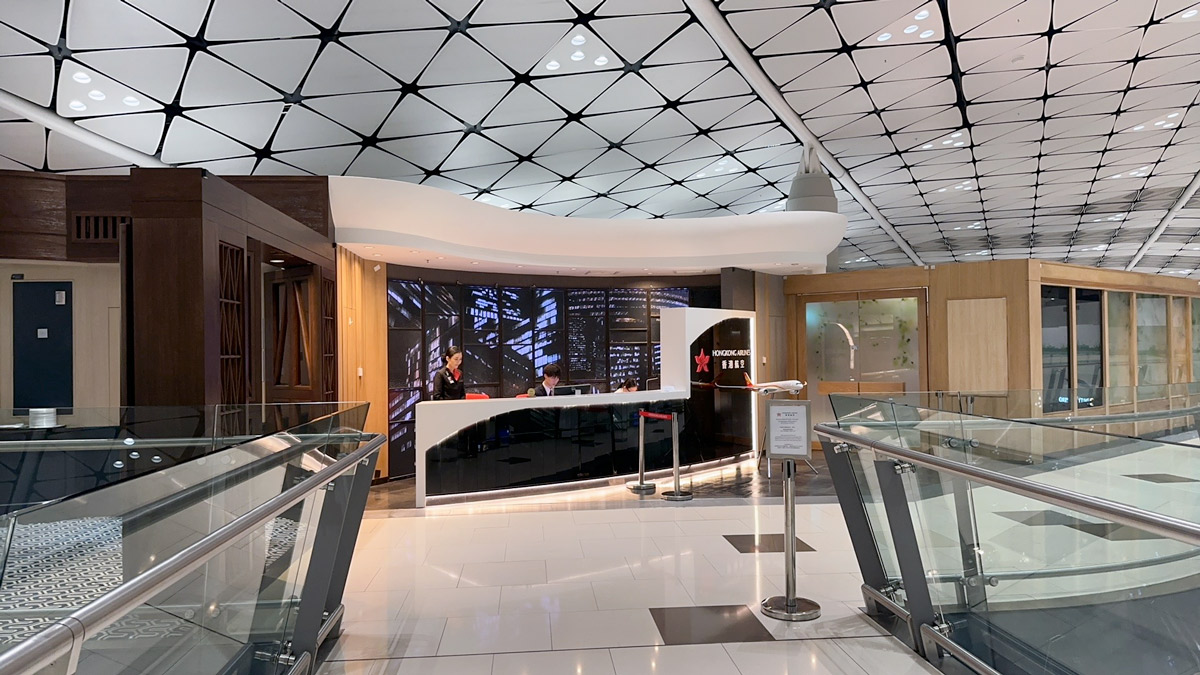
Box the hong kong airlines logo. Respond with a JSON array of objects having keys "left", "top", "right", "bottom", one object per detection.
[{"left": 694, "top": 348, "right": 710, "bottom": 373}]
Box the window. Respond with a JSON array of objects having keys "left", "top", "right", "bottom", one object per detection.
[
  {"left": 1041, "top": 286, "right": 1072, "bottom": 412},
  {"left": 1136, "top": 294, "right": 1168, "bottom": 390},
  {"left": 1107, "top": 292, "right": 1132, "bottom": 404},
  {"left": 1075, "top": 289, "right": 1103, "bottom": 408}
]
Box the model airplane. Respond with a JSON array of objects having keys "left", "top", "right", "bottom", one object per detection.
[{"left": 691, "top": 373, "right": 806, "bottom": 395}]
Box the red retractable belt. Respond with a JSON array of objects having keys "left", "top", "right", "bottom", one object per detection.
[{"left": 638, "top": 411, "right": 672, "bottom": 420}]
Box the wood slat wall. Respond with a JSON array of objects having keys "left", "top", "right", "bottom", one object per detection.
[{"left": 336, "top": 246, "right": 388, "bottom": 477}]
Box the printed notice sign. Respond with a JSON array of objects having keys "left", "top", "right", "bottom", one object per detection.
[{"left": 767, "top": 400, "right": 811, "bottom": 458}]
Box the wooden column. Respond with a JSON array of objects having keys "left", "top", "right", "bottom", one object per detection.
[
  {"left": 126, "top": 168, "right": 221, "bottom": 406},
  {"left": 336, "top": 247, "right": 388, "bottom": 477}
]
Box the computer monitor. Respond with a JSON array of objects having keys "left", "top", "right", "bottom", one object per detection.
[{"left": 553, "top": 383, "right": 594, "bottom": 396}]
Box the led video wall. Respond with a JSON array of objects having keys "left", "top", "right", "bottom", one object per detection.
[{"left": 385, "top": 280, "right": 711, "bottom": 477}]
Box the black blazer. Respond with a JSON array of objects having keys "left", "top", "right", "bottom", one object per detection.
[
  {"left": 432, "top": 367, "right": 465, "bottom": 400},
  {"left": 533, "top": 383, "right": 552, "bottom": 397}
]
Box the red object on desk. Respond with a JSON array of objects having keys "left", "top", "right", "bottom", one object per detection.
[
  {"left": 639, "top": 411, "right": 673, "bottom": 421},
  {"left": 465, "top": 392, "right": 490, "bottom": 400},
  {"left": 515, "top": 393, "right": 530, "bottom": 398}
]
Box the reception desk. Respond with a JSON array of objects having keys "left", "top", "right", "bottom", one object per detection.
[{"left": 414, "top": 389, "right": 750, "bottom": 506}]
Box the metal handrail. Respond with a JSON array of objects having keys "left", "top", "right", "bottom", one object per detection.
[
  {"left": 815, "top": 423, "right": 1200, "bottom": 548},
  {"left": 0, "top": 433, "right": 384, "bottom": 674}
]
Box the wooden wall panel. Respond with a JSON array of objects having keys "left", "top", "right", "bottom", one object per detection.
[
  {"left": 337, "top": 247, "right": 388, "bottom": 476},
  {"left": 0, "top": 171, "right": 67, "bottom": 261},
  {"left": 223, "top": 176, "right": 331, "bottom": 237},
  {"left": 946, "top": 298, "right": 1009, "bottom": 391}
]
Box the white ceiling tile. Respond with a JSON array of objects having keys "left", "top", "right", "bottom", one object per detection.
[{"left": 67, "top": 0, "right": 182, "bottom": 50}]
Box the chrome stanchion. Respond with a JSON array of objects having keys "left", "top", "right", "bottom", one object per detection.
[
  {"left": 761, "top": 457, "right": 821, "bottom": 621},
  {"left": 661, "top": 412, "right": 692, "bottom": 502},
  {"left": 626, "top": 409, "right": 656, "bottom": 495}
]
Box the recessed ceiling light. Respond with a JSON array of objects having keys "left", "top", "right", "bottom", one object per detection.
[
  {"left": 68, "top": 100, "right": 86, "bottom": 111},
  {"left": 942, "top": 140, "right": 952, "bottom": 145},
  {"left": 1183, "top": 9, "right": 1198, "bottom": 18},
  {"left": 937, "top": 188, "right": 946, "bottom": 192},
  {"left": 904, "top": 24, "right": 919, "bottom": 33},
  {"left": 1164, "top": 122, "right": 1175, "bottom": 128},
  {"left": 269, "top": 258, "right": 284, "bottom": 264},
  {"left": 364, "top": 246, "right": 373, "bottom": 249},
  {"left": 571, "top": 50, "right": 585, "bottom": 61},
  {"left": 545, "top": 60, "right": 560, "bottom": 71},
  {"left": 951, "top": 132, "right": 962, "bottom": 138},
  {"left": 915, "top": 9, "right": 930, "bottom": 20},
  {"left": 594, "top": 55, "right": 608, "bottom": 66},
  {"left": 922, "top": 144, "right": 933, "bottom": 149},
  {"left": 1168, "top": 112, "right": 1181, "bottom": 118},
  {"left": 877, "top": 32, "right": 892, "bottom": 42},
  {"left": 122, "top": 96, "right": 140, "bottom": 107},
  {"left": 72, "top": 71, "right": 91, "bottom": 84},
  {"left": 1155, "top": 120, "right": 1167, "bottom": 126},
  {"left": 571, "top": 34, "right": 586, "bottom": 46},
  {"left": 88, "top": 90, "right": 105, "bottom": 101},
  {"left": 919, "top": 29, "right": 935, "bottom": 38},
  {"left": 437, "top": 256, "right": 445, "bottom": 260},
  {"left": 470, "top": 261, "right": 478, "bottom": 265},
  {"left": 1132, "top": 125, "right": 1145, "bottom": 131},
  {"left": 373, "top": 253, "right": 381, "bottom": 257},
  {"left": 953, "top": 141, "right": 964, "bottom": 146}
]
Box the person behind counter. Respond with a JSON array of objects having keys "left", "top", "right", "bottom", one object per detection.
[
  {"left": 432, "top": 345, "right": 465, "bottom": 400},
  {"left": 616, "top": 378, "right": 639, "bottom": 393},
  {"left": 533, "top": 363, "right": 562, "bottom": 396}
]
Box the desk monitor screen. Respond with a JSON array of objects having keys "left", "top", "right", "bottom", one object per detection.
[{"left": 553, "top": 384, "right": 594, "bottom": 396}]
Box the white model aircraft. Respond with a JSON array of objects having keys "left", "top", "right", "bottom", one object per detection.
[{"left": 691, "top": 373, "right": 806, "bottom": 395}]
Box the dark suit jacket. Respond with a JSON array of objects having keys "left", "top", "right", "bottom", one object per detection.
[
  {"left": 432, "top": 367, "right": 465, "bottom": 400},
  {"left": 533, "top": 383, "right": 552, "bottom": 397}
]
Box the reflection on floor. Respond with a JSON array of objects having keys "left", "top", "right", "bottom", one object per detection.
[
  {"left": 316, "top": 491, "right": 937, "bottom": 675},
  {"left": 366, "top": 453, "right": 835, "bottom": 511}
]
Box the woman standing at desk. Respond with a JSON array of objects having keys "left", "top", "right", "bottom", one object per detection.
[{"left": 432, "top": 346, "right": 465, "bottom": 400}]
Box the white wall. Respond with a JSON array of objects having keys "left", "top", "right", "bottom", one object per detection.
[{"left": 0, "top": 260, "right": 121, "bottom": 410}]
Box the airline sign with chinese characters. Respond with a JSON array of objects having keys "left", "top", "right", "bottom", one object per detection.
[{"left": 690, "top": 317, "right": 751, "bottom": 387}]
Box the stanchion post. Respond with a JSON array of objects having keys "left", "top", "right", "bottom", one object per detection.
[
  {"left": 662, "top": 411, "right": 692, "bottom": 502},
  {"left": 761, "top": 457, "right": 821, "bottom": 621},
  {"left": 626, "top": 409, "right": 656, "bottom": 495}
]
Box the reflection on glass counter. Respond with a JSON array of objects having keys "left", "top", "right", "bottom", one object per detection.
[{"left": 423, "top": 397, "right": 749, "bottom": 500}]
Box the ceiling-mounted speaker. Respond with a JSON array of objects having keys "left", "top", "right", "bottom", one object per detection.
[{"left": 786, "top": 172, "right": 837, "bottom": 213}]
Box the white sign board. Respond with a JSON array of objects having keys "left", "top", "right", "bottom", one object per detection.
[{"left": 766, "top": 399, "right": 811, "bottom": 458}]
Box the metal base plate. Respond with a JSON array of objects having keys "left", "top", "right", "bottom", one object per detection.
[
  {"left": 761, "top": 596, "right": 821, "bottom": 622},
  {"left": 626, "top": 482, "right": 656, "bottom": 495},
  {"left": 662, "top": 490, "right": 692, "bottom": 501}
]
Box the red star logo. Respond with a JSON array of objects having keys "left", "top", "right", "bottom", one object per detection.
[{"left": 695, "top": 348, "right": 710, "bottom": 373}]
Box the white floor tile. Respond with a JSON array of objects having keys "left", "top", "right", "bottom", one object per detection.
[
  {"left": 505, "top": 538, "right": 584, "bottom": 561},
  {"left": 402, "top": 586, "right": 501, "bottom": 618},
  {"left": 550, "top": 609, "right": 664, "bottom": 650},
  {"left": 611, "top": 644, "right": 740, "bottom": 675},
  {"left": 341, "top": 590, "right": 410, "bottom": 623},
  {"left": 631, "top": 506, "right": 713, "bottom": 521},
  {"left": 678, "top": 574, "right": 779, "bottom": 606},
  {"left": 573, "top": 509, "right": 641, "bottom": 524},
  {"left": 674, "top": 519, "right": 759, "bottom": 536},
  {"left": 425, "top": 540, "right": 507, "bottom": 565},
  {"left": 372, "top": 654, "right": 494, "bottom": 675},
  {"left": 366, "top": 564, "right": 464, "bottom": 592},
  {"left": 591, "top": 578, "right": 694, "bottom": 610},
  {"left": 702, "top": 551, "right": 787, "bottom": 577},
  {"left": 796, "top": 550, "right": 862, "bottom": 575},
  {"left": 314, "top": 659, "right": 379, "bottom": 675},
  {"left": 458, "top": 561, "right": 547, "bottom": 587},
  {"left": 580, "top": 536, "right": 661, "bottom": 559},
  {"left": 626, "top": 552, "right": 721, "bottom": 580},
  {"left": 723, "top": 639, "right": 868, "bottom": 674},
  {"left": 500, "top": 582, "right": 598, "bottom": 614},
  {"left": 543, "top": 523, "right": 616, "bottom": 540},
  {"left": 547, "top": 557, "right": 635, "bottom": 583},
  {"left": 437, "top": 613, "right": 552, "bottom": 656},
  {"left": 834, "top": 637, "right": 940, "bottom": 674},
  {"left": 324, "top": 616, "right": 447, "bottom": 660},
  {"left": 610, "top": 522, "right": 686, "bottom": 538},
  {"left": 492, "top": 649, "right": 616, "bottom": 675}
]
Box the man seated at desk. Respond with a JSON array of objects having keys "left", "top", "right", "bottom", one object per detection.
[{"left": 533, "top": 363, "right": 562, "bottom": 397}]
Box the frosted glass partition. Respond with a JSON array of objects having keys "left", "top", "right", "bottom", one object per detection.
[
  {"left": 1137, "top": 294, "right": 1168, "bottom": 390},
  {"left": 1109, "top": 292, "right": 1133, "bottom": 404}
]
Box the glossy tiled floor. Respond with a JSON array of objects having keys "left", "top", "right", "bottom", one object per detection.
[{"left": 317, "top": 488, "right": 938, "bottom": 675}]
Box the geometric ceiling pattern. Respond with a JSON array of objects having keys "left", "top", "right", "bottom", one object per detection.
[{"left": 0, "top": 0, "right": 1198, "bottom": 276}]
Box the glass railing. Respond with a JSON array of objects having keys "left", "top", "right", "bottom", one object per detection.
[
  {"left": 0, "top": 403, "right": 355, "bottom": 514},
  {"left": 0, "top": 403, "right": 377, "bottom": 675},
  {"left": 831, "top": 384, "right": 1200, "bottom": 445},
  {"left": 819, "top": 398, "right": 1200, "bottom": 675}
]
